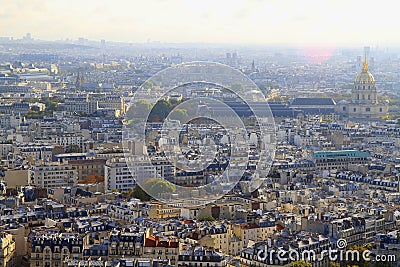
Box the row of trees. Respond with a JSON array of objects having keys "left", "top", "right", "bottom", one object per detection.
[
  {"left": 78, "top": 174, "right": 104, "bottom": 184},
  {"left": 126, "top": 99, "right": 188, "bottom": 122}
]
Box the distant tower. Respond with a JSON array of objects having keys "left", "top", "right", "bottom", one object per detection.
[
  {"left": 75, "top": 71, "right": 80, "bottom": 89},
  {"left": 226, "top": 52, "right": 238, "bottom": 67},
  {"left": 356, "top": 55, "right": 362, "bottom": 72},
  {"left": 364, "top": 46, "right": 373, "bottom": 71},
  {"left": 232, "top": 52, "right": 238, "bottom": 67},
  {"left": 75, "top": 70, "right": 84, "bottom": 90},
  {"left": 364, "top": 46, "right": 370, "bottom": 58},
  {"left": 251, "top": 60, "right": 256, "bottom": 72},
  {"left": 369, "top": 56, "right": 375, "bottom": 71},
  {"left": 232, "top": 52, "right": 238, "bottom": 60}
]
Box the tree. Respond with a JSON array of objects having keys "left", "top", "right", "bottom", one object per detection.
[
  {"left": 169, "top": 98, "right": 179, "bottom": 105},
  {"left": 169, "top": 108, "right": 188, "bottom": 121},
  {"left": 372, "top": 262, "right": 393, "bottom": 267},
  {"left": 123, "top": 186, "right": 152, "bottom": 201},
  {"left": 148, "top": 100, "right": 172, "bottom": 122},
  {"left": 40, "top": 97, "right": 59, "bottom": 112},
  {"left": 290, "top": 261, "right": 312, "bottom": 267},
  {"left": 142, "top": 81, "right": 154, "bottom": 90},
  {"left": 342, "top": 245, "right": 371, "bottom": 267},
  {"left": 199, "top": 216, "right": 216, "bottom": 222},
  {"left": 127, "top": 97, "right": 189, "bottom": 123},
  {"left": 80, "top": 174, "right": 104, "bottom": 184},
  {"left": 65, "top": 144, "right": 81, "bottom": 153},
  {"left": 231, "top": 83, "right": 244, "bottom": 92},
  {"left": 141, "top": 178, "right": 176, "bottom": 197},
  {"left": 31, "top": 106, "right": 40, "bottom": 112},
  {"left": 127, "top": 100, "right": 152, "bottom": 119}
]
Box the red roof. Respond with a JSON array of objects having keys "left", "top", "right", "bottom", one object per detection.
[{"left": 144, "top": 235, "right": 179, "bottom": 248}]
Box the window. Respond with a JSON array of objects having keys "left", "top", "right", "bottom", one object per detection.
[
  {"left": 366, "top": 108, "right": 370, "bottom": 112},
  {"left": 353, "top": 108, "right": 356, "bottom": 112}
]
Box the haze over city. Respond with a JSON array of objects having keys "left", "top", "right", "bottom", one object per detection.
[
  {"left": 1, "top": 1, "right": 400, "bottom": 267},
  {"left": 1, "top": 0, "right": 400, "bottom": 45}
]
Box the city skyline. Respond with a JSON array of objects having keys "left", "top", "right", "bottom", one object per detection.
[
  {"left": 1, "top": 2, "right": 400, "bottom": 266},
  {"left": 1, "top": 0, "right": 400, "bottom": 46}
]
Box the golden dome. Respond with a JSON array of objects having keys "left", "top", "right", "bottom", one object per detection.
[
  {"left": 355, "top": 71, "right": 375, "bottom": 83},
  {"left": 355, "top": 53, "right": 375, "bottom": 84}
]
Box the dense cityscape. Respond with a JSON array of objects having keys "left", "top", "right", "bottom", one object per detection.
[{"left": 0, "top": 29, "right": 400, "bottom": 267}]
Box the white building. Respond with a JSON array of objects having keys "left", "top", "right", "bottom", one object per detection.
[
  {"left": 107, "top": 199, "right": 147, "bottom": 222},
  {"left": 105, "top": 158, "right": 156, "bottom": 191},
  {"left": 52, "top": 134, "right": 86, "bottom": 151},
  {"left": 31, "top": 163, "right": 77, "bottom": 188},
  {"left": 16, "top": 144, "right": 54, "bottom": 163}
]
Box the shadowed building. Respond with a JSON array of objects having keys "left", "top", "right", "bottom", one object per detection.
[{"left": 290, "top": 97, "right": 336, "bottom": 115}]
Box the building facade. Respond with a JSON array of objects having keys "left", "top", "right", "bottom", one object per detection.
[
  {"left": 31, "top": 163, "right": 77, "bottom": 188},
  {"left": 312, "top": 150, "right": 370, "bottom": 170},
  {"left": 0, "top": 233, "right": 15, "bottom": 267},
  {"left": 104, "top": 158, "right": 156, "bottom": 192},
  {"left": 336, "top": 55, "right": 388, "bottom": 119}
]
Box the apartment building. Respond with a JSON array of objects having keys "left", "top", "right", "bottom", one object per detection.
[
  {"left": 0, "top": 233, "right": 15, "bottom": 267},
  {"left": 104, "top": 158, "right": 155, "bottom": 192},
  {"left": 29, "top": 233, "right": 86, "bottom": 267},
  {"left": 143, "top": 235, "right": 179, "bottom": 265},
  {"left": 68, "top": 158, "right": 106, "bottom": 181},
  {"left": 31, "top": 163, "right": 77, "bottom": 189},
  {"left": 312, "top": 150, "right": 370, "bottom": 170},
  {"left": 177, "top": 247, "right": 226, "bottom": 267}
]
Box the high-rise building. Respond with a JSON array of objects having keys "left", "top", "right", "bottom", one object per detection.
[
  {"left": 23, "top": 33, "right": 32, "bottom": 41},
  {"left": 356, "top": 55, "right": 362, "bottom": 72},
  {"left": 364, "top": 46, "right": 370, "bottom": 58}
]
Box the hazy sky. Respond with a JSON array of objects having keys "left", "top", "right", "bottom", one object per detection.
[{"left": 0, "top": 0, "right": 399, "bottom": 45}]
